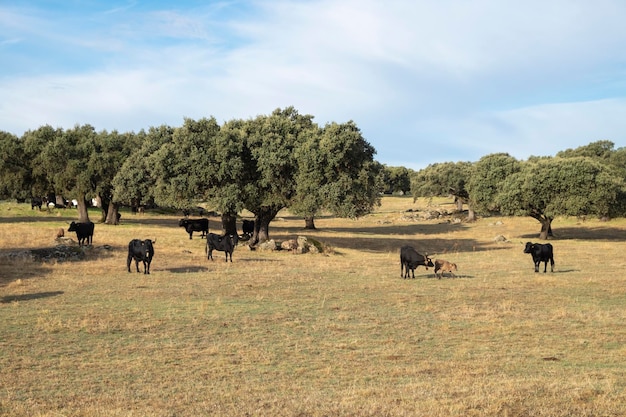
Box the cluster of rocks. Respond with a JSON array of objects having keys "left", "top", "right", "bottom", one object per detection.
[
  {"left": 402, "top": 208, "right": 463, "bottom": 222},
  {"left": 253, "top": 236, "right": 327, "bottom": 254},
  {"left": 30, "top": 245, "right": 86, "bottom": 261}
]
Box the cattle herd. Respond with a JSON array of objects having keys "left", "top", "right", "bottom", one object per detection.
[
  {"left": 399, "top": 241, "right": 555, "bottom": 279},
  {"left": 64, "top": 214, "right": 555, "bottom": 277}
]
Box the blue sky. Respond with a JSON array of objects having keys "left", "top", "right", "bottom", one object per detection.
[{"left": 1, "top": 1, "right": 626, "bottom": 170}]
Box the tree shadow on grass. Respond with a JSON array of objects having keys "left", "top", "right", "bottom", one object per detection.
[
  {"left": 165, "top": 266, "right": 210, "bottom": 273},
  {"left": 280, "top": 235, "right": 512, "bottom": 255},
  {"left": 276, "top": 222, "right": 469, "bottom": 237},
  {"left": 1, "top": 291, "right": 64, "bottom": 303},
  {"left": 0, "top": 260, "right": 52, "bottom": 287},
  {"left": 521, "top": 226, "right": 626, "bottom": 241}
]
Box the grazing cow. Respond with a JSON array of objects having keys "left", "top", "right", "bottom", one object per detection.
[
  {"left": 524, "top": 242, "right": 554, "bottom": 273},
  {"left": 400, "top": 245, "right": 434, "bottom": 279},
  {"left": 434, "top": 259, "right": 458, "bottom": 279},
  {"left": 31, "top": 197, "right": 43, "bottom": 210},
  {"left": 179, "top": 218, "right": 209, "bottom": 239},
  {"left": 241, "top": 220, "right": 255, "bottom": 237},
  {"left": 206, "top": 233, "right": 238, "bottom": 262},
  {"left": 127, "top": 239, "right": 155, "bottom": 274},
  {"left": 68, "top": 221, "right": 94, "bottom": 246}
]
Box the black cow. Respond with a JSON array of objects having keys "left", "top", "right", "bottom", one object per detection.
[
  {"left": 206, "top": 233, "right": 238, "bottom": 262},
  {"left": 31, "top": 197, "right": 43, "bottom": 210},
  {"left": 524, "top": 242, "right": 554, "bottom": 273},
  {"left": 127, "top": 239, "right": 155, "bottom": 274},
  {"left": 179, "top": 218, "right": 209, "bottom": 239},
  {"left": 68, "top": 221, "right": 94, "bottom": 246},
  {"left": 400, "top": 245, "right": 434, "bottom": 279},
  {"left": 241, "top": 220, "right": 254, "bottom": 239}
]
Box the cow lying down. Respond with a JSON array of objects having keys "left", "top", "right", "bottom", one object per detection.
[{"left": 434, "top": 259, "right": 457, "bottom": 279}]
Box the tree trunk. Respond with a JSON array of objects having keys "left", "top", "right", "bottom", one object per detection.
[
  {"left": 100, "top": 194, "right": 110, "bottom": 223},
  {"left": 221, "top": 212, "right": 238, "bottom": 235},
  {"left": 251, "top": 206, "right": 282, "bottom": 245},
  {"left": 105, "top": 201, "right": 121, "bottom": 225},
  {"left": 304, "top": 215, "right": 316, "bottom": 230},
  {"left": 466, "top": 204, "right": 476, "bottom": 222},
  {"left": 455, "top": 198, "right": 463, "bottom": 212},
  {"left": 538, "top": 217, "right": 553, "bottom": 240},
  {"left": 76, "top": 193, "right": 90, "bottom": 223}
]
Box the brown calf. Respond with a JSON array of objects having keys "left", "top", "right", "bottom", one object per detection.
[{"left": 434, "top": 259, "right": 457, "bottom": 279}]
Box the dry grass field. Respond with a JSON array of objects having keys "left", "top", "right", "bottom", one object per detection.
[{"left": 1, "top": 196, "right": 626, "bottom": 416}]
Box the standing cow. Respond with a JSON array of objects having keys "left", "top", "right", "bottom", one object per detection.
[
  {"left": 68, "top": 221, "right": 94, "bottom": 246},
  {"left": 400, "top": 245, "right": 434, "bottom": 279},
  {"left": 179, "top": 218, "right": 209, "bottom": 239},
  {"left": 241, "top": 220, "right": 254, "bottom": 239},
  {"left": 206, "top": 233, "right": 238, "bottom": 262},
  {"left": 524, "top": 242, "right": 555, "bottom": 273},
  {"left": 127, "top": 239, "right": 155, "bottom": 274}
]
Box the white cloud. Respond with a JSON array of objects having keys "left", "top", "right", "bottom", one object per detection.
[{"left": 1, "top": 0, "right": 626, "bottom": 169}]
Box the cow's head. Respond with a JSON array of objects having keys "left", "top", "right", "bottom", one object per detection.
[{"left": 523, "top": 242, "right": 534, "bottom": 253}]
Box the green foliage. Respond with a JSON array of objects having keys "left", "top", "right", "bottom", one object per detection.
[
  {"left": 244, "top": 107, "right": 315, "bottom": 212},
  {"left": 382, "top": 165, "right": 412, "bottom": 194},
  {"left": 497, "top": 157, "right": 626, "bottom": 219},
  {"left": 21, "top": 125, "right": 62, "bottom": 197},
  {"left": 149, "top": 118, "right": 220, "bottom": 210},
  {"left": 112, "top": 126, "right": 175, "bottom": 206},
  {"left": 292, "top": 121, "right": 382, "bottom": 219},
  {"left": 557, "top": 140, "right": 615, "bottom": 160},
  {"left": 466, "top": 153, "right": 521, "bottom": 213},
  {"left": 201, "top": 118, "right": 248, "bottom": 215},
  {"left": 37, "top": 124, "right": 99, "bottom": 198},
  {"left": 0, "top": 131, "right": 29, "bottom": 199},
  {"left": 411, "top": 161, "right": 472, "bottom": 199}
]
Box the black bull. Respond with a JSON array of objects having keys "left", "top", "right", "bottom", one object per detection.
[
  {"left": 127, "top": 239, "right": 155, "bottom": 274},
  {"left": 524, "top": 242, "right": 554, "bottom": 273},
  {"left": 68, "top": 221, "right": 94, "bottom": 246},
  {"left": 400, "top": 245, "right": 434, "bottom": 278},
  {"left": 206, "top": 233, "right": 238, "bottom": 262},
  {"left": 179, "top": 218, "right": 209, "bottom": 239}
]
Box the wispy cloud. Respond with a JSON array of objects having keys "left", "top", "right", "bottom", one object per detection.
[{"left": 1, "top": 0, "right": 625, "bottom": 169}]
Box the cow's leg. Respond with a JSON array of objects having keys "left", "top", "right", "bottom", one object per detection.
[
  {"left": 135, "top": 259, "right": 141, "bottom": 273},
  {"left": 127, "top": 255, "right": 132, "bottom": 273},
  {"left": 550, "top": 257, "right": 554, "bottom": 272}
]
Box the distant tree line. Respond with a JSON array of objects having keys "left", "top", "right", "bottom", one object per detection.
[
  {"left": 0, "top": 107, "right": 384, "bottom": 244},
  {"left": 410, "top": 140, "right": 626, "bottom": 239},
  {"left": 2, "top": 106, "right": 624, "bottom": 242}
]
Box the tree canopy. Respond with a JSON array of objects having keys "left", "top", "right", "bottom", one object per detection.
[
  {"left": 496, "top": 156, "right": 626, "bottom": 238},
  {"left": 4, "top": 114, "right": 626, "bottom": 244}
]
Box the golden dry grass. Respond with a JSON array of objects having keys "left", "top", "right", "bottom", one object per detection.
[{"left": 1, "top": 197, "right": 626, "bottom": 416}]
